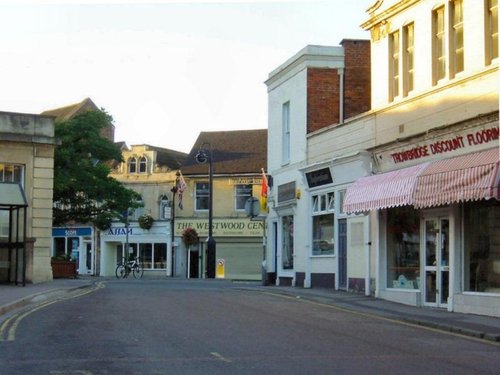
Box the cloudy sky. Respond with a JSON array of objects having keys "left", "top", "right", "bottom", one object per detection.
[{"left": 0, "top": 0, "right": 373, "bottom": 153}]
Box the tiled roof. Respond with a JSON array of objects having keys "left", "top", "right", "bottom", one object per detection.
[
  {"left": 41, "top": 98, "right": 99, "bottom": 122},
  {"left": 181, "top": 129, "right": 267, "bottom": 175},
  {"left": 148, "top": 145, "right": 188, "bottom": 170}
]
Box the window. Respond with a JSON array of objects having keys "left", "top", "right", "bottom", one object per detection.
[
  {"left": 138, "top": 156, "right": 147, "bottom": 173},
  {"left": 433, "top": 6, "right": 446, "bottom": 84},
  {"left": 486, "top": 0, "right": 499, "bottom": 64},
  {"left": 117, "top": 242, "right": 166, "bottom": 270},
  {"left": 0, "top": 163, "right": 23, "bottom": 184},
  {"left": 386, "top": 206, "right": 420, "bottom": 289},
  {"left": 464, "top": 200, "right": 500, "bottom": 294},
  {"left": 140, "top": 243, "right": 153, "bottom": 268},
  {"left": 312, "top": 192, "right": 335, "bottom": 256},
  {"left": 282, "top": 101, "right": 290, "bottom": 165},
  {"left": 0, "top": 163, "right": 24, "bottom": 237},
  {"left": 451, "top": 0, "right": 464, "bottom": 76},
  {"left": 389, "top": 30, "right": 400, "bottom": 100},
  {"left": 195, "top": 182, "right": 209, "bottom": 210},
  {"left": 159, "top": 195, "right": 170, "bottom": 219},
  {"left": 154, "top": 243, "right": 167, "bottom": 269},
  {"left": 403, "top": 23, "right": 414, "bottom": 96},
  {"left": 235, "top": 184, "right": 252, "bottom": 211},
  {"left": 128, "top": 157, "right": 137, "bottom": 173},
  {"left": 281, "top": 215, "right": 294, "bottom": 269},
  {"left": 132, "top": 196, "right": 144, "bottom": 220}
]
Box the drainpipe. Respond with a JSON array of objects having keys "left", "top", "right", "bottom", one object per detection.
[{"left": 338, "top": 68, "right": 344, "bottom": 124}]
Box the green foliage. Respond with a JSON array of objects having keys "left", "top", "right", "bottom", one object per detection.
[
  {"left": 182, "top": 227, "right": 199, "bottom": 246},
  {"left": 53, "top": 110, "right": 141, "bottom": 228},
  {"left": 138, "top": 214, "right": 154, "bottom": 230}
]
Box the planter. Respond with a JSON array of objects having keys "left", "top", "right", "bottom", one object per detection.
[{"left": 51, "top": 261, "right": 77, "bottom": 279}]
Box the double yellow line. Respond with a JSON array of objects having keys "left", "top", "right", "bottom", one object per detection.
[{"left": 0, "top": 282, "right": 105, "bottom": 342}]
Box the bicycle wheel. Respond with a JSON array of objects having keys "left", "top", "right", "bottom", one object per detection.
[
  {"left": 133, "top": 264, "right": 144, "bottom": 279},
  {"left": 115, "top": 264, "right": 126, "bottom": 279}
]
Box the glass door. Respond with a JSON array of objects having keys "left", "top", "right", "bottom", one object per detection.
[{"left": 424, "top": 217, "right": 450, "bottom": 307}]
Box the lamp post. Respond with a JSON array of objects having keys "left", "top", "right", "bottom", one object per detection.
[
  {"left": 169, "top": 171, "right": 180, "bottom": 277},
  {"left": 195, "top": 143, "right": 216, "bottom": 278}
]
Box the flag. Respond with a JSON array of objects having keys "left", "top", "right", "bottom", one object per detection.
[
  {"left": 177, "top": 171, "right": 187, "bottom": 210},
  {"left": 260, "top": 168, "right": 268, "bottom": 213}
]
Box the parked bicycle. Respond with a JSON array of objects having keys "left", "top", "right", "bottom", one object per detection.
[{"left": 115, "top": 256, "right": 144, "bottom": 279}]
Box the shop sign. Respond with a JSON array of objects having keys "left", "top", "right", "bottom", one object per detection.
[
  {"left": 305, "top": 168, "right": 333, "bottom": 188},
  {"left": 52, "top": 227, "right": 92, "bottom": 237},
  {"left": 175, "top": 218, "right": 265, "bottom": 237},
  {"left": 376, "top": 124, "right": 499, "bottom": 167},
  {"left": 277, "top": 181, "right": 296, "bottom": 203},
  {"left": 228, "top": 177, "right": 263, "bottom": 185}
]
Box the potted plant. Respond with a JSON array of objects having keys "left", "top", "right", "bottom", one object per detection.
[
  {"left": 51, "top": 254, "right": 77, "bottom": 279},
  {"left": 138, "top": 214, "right": 154, "bottom": 230},
  {"left": 182, "top": 227, "right": 199, "bottom": 247}
]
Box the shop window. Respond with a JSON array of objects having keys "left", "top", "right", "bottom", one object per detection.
[
  {"left": 138, "top": 156, "right": 147, "bottom": 173},
  {"left": 235, "top": 184, "right": 252, "bottom": 211},
  {"left": 312, "top": 192, "right": 335, "bottom": 256},
  {"left": 154, "top": 243, "right": 167, "bottom": 269},
  {"left": 195, "top": 182, "right": 209, "bottom": 211},
  {"left": 386, "top": 206, "right": 420, "bottom": 289},
  {"left": 486, "top": 0, "right": 499, "bottom": 65},
  {"left": 140, "top": 243, "right": 152, "bottom": 268},
  {"left": 464, "top": 200, "right": 500, "bottom": 293},
  {"left": 281, "top": 215, "right": 294, "bottom": 269}
]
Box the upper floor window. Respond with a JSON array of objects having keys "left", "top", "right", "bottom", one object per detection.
[
  {"left": 128, "top": 157, "right": 137, "bottom": 173},
  {"left": 389, "top": 30, "right": 400, "bottom": 101},
  {"left": 433, "top": 6, "right": 446, "bottom": 84},
  {"left": 282, "top": 101, "right": 290, "bottom": 165},
  {"left": 132, "top": 196, "right": 144, "bottom": 220},
  {"left": 159, "top": 194, "right": 170, "bottom": 220},
  {"left": 195, "top": 182, "right": 209, "bottom": 211},
  {"left": 311, "top": 192, "right": 335, "bottom": 256},
  {"left": 235, "top": 184, "right": 252, "bottom": 211},
  {"left": 486, "top": 0, "right": 499, "bottom": 64},
  {"left": 0, "top": 163, "right": 23, "bottom": 185},
  {"left": 403, "top": 23, "right": 415, "bottom": 96},
  {"left": 138, "top": 156, "right": 147, "bottom": 173},
  {"left": 451, "top": 0, "right": 464, "bottom": 77}
]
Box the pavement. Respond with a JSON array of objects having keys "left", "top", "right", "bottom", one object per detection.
[{"left": 1, "top": 277, "right": 500, "bottom": 343}]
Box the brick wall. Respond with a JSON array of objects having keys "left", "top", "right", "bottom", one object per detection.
[
  {"left": 306, "top": 68, "right": 340, "bottom": 134},
  {"left": 342, "top": 39, "right": 371, "bottom": 120}
]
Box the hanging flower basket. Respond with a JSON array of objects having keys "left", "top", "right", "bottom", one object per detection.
[
  {"left": 138, "top": 214, "right": 154, "bottom": 230},
  {"left": 182, "top": 227, "right": 199, "bottom": 247}
]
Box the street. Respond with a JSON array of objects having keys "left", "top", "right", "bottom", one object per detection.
[{"left": 0, "top": 279, "right": 499, "bottom": 374}]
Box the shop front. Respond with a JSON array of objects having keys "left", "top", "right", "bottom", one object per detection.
[
  {"left": 52, "top": 227, "right": 95, "bottom": 275},
  {"left": 100, "top": 222, "right": 171, "bottom": 277},
  {"left": 343, "top": 122, "right": 500, "bottom": 317},
  {"left": 174, "top": 217, "right": 264, "bottom": 280}
]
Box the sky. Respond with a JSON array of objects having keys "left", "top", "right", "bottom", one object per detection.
[{"left": 0, "top": 0, "right": 373, "bottom": 153}]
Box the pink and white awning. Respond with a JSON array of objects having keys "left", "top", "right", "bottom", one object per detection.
[{"left": 343, "top": 148, "right": 500, "bottom": 214}]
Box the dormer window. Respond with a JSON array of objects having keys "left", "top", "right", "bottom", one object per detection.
[
  {"left": 128, "top": 157, "right": 137, "bottom": 173},
  {"left": 139, "top": 156, "right": 147, "bottom": 173}
]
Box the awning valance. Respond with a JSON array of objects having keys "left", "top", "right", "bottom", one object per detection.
[{"left": 343, "top": 148, "right": 500, "bottom": 214}]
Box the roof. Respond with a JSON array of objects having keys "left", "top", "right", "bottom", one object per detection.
[
  {"left": 41, "top": 98, "right": 99, "bottom": 122},
  {"left": 147, "top": 145, "right": 188, "bottom": 170},
  {"left": 181, "top": 129, "right": 267, "bottom": 175}
]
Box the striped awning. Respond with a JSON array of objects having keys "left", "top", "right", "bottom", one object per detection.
[
  {"left": 343, "top": 148, "right": 500, "bottom": 214},
  {"left": 413, "top": 148, "right": 500, "bottom": 208},
  {"left": 342, "top": 163, "right": 429, "bottom": 214}
]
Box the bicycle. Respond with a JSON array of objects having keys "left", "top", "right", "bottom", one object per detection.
[{"left": 115, "top": 256, "right": 144, "bottom": 279}]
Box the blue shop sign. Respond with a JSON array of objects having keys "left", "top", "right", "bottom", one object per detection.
[{"left": 52, "top": 227, "right": 92, "bottom": 237}]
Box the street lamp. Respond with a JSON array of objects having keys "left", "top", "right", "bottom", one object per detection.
[
  {"left": 195, "top": 143, "right": 216, "bottom": 278},
  {"left": 169, "top": 171, "right": 180, "bottom": 277}
]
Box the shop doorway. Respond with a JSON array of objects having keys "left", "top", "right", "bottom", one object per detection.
[
  {"left": 188, "top": 249, "right": 199, "bottom": 278},
  {"left": 338, "top": 219, "right": 347, "bottom": 289},
  {"left": 83, "top": 241, "right": 93, "bottom": 275},
  {"left": 423, "top": 217, "right": 450, "bottom": 307}
]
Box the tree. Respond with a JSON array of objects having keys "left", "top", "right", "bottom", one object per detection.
[{"left": 53, "top": 110, "right": 140, "bottom": 230}]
